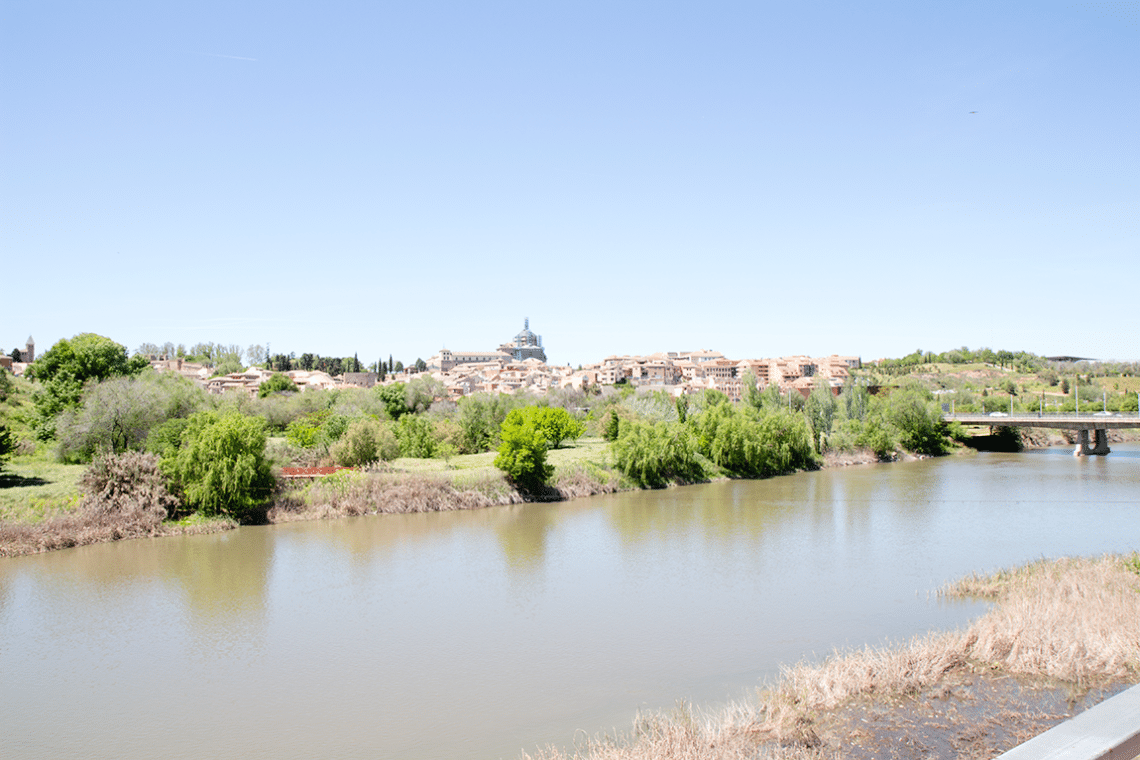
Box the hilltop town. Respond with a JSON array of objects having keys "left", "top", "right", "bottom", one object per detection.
[{"left": 125, "top": 320, "right": 860, "bottom": 401}]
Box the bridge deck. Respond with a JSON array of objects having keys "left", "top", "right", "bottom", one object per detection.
[{"left": 944, "top": 414, "right": 1140, "bottom": 430}]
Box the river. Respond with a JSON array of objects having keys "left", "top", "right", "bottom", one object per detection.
[{"left": 2, "top": 445, "right": 1138, "bottom": 759}]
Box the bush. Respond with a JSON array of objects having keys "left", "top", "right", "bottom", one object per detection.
[
  {"left": 56, "top": 372, "right": 206, "bottom": 461},
  {"left": 329, "top": 418, "right": 399, "bottom": 466},
  {"left": 395, "top": 414, "right": 438, "bottom": 458},
  {"left": 857, "top": 414, "right": 897, "bottom": 459},
  {"left": 376, "top": 383, "right": 408, "bottom": 420},
  {"left": 286, "top": 414, "right": 324, "bottom": 448},
  {"left": 145, "top": 417, "right": 191, "bottom": 457},
  {"left": 258, "top": 372, "right": 298, "bottom": 398},
  {"left": 0, "top": 422, "right": 14, "bottom": 472},
  {"left": 80, "top": 451, "right": 179, "bottom": 523},
  {"left": 883, "top": 387, "right": 948, "bottom": 456},
  {"left": 160, "top": 411, "right": 275, "bottom": 519},
  {"left": 529, "top": 406, "right": 586, "bottom": 448},
  {"left": 688, "top": 404, "right": 816, "bottom": 478},
  {"left": 611, "top": 421, "right": 703, "bottom": 488},
  {"left": 494, "top": 408, "right": 553, "bottom": 490},
  {"left": 602, "top": 410, "right": 620, "bottom": 442},
  {"left": 456, "top": 392, "right": 527, "bottom": 453}
]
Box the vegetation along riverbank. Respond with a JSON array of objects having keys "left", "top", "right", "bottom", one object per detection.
[
  {"left": 2, "top": 335, "right": 1138, "bottom": 557},
  {"left": 521, "top": 553, "right": 1140, "bottom": 760}
]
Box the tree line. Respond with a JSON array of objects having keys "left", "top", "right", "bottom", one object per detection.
[{"left": 4, "top": 331, "right": 976, "bottom": 528}]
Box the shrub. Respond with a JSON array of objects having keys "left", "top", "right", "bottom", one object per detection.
[
  {"left": 857, "top": 413, "right": 898, "bottom": 458},
  {"left": 146, "top": 417, "right": 191, "bottom": 457},
  {"left": 329, "top": 418, "right": 399, "bottom": 466},
  {"left": 80, "top": 451, "right": 179, "bottom": 523},
  {"left": 395, "top": 414, "right": 438, "bottom": 458},
  {"left": 285, "top": 414, "right": 324, "bottom": 448},
  {"left": 884, "top": 387, "right": 948, "bottom": 456},
  {"left": 494, "top": 408, "right": 553, "bottom": 490},
  {"left": 529, "top": 406, "right": 586, "bottom": 448},
  {"left": 160, "top": 411, "right": 275, "bottom": 519},
  {"left": 0, "top": 422, "right": 14, "bottom": 472},
  {"left": 258, "top": 372, "right": 297, "bottom": 398},
  {"left": 55, "top": 373, "right": 206, "bottom": 461},
  {"left": 611, "top": 421, "right": 703, "bottom": 488},
  {"left": 602, "top": 410, "right": 620, "bottom": 442},
  {"left": 688, "top": 404, "right": 816, "bottom": 477}
]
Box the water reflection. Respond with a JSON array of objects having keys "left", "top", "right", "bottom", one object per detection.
[
  {"left": 494, "top": 502, "right": 557, "bottom": 574},
  {"left": 1, "top": 445, "right": 1137, "bottom": 760}
]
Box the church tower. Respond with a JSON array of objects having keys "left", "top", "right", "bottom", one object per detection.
[{"left": 24, "top": 336, "right": 34, "bottom": 363}]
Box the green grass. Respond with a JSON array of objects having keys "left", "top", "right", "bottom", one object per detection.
[
  {"left": 385, "top": 437, "right": 611, "bottom": 481},
  {"left": 0, "top": 457, "right": 86, "bottom": 523}
]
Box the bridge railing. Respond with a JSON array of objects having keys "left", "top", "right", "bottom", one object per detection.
[
  {"left": 993, "top": 682, "right": 1140, "bottom": 760},
  {"left": 944, "top": 413, "right": 1140, "bottom": 421}
]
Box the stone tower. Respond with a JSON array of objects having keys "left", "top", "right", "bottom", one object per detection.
[{"left": 24, "top": 336, "right": 34, "bottom": 363}]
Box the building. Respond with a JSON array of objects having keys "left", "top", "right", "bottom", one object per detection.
[
  {"left": 428, "top": 319, "right": 548, "bottom": 371},
  {"left": 497, "top": 319, "right": 547, "bottom": 363}
]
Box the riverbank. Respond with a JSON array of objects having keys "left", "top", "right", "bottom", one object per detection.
[
  {"left": 0, "top": 436, "right": 984, "bottom": 558},
  {"left": 521, "top": 553, "right": 1140, "bottom": 760},
  {"left": 0, "top": 435, "right": 1070, "bottom": 558}
]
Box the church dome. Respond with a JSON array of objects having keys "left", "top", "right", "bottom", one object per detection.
[{"left": 499, "top": 318, "right": 547, "bottom": 363}]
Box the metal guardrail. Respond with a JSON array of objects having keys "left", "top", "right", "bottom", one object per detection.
[
  {"left": 994, "top": 683, "right": 1140, "bottom": 760},
  {"left": 946, "top": 413, "right": 1140, "bottom": 420}
]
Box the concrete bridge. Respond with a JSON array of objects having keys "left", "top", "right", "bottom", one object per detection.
[{"left": 943, "top": 413, "right": 1140, "bottom": 456}]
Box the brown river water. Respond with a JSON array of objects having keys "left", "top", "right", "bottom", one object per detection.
[{"left": 2, "top": 445, "right": 1138, "bottom": 759}]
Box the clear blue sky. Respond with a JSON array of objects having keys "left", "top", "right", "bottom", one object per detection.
[{"left": 4, "top": 1, "right": 1137, "bottom": 366}]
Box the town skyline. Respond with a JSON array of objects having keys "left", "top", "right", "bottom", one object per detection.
[{"left": 6, "top": 320, "right": 1136, "bottom": 374}]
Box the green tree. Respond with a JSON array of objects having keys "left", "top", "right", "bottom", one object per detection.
[
  {"left": 258, "top": 372, "right": 298, "bottom": 398},
  {"left": 375, "top": 383, "right": 408, "bottom": 420},
  {"left": 395, "top": 414, "right": 438, "bottom": 458},
  {"left": 0, "top": 422, "right": 14, "bottom": 472},
  {"left": 805, "top": 383, "right": 838, "bottom": 453},
  {"left": 330, "top": 418, "right": 399, "bottom": 466},
  {"left": 285, "top": 412, "right": 326, "bottom": 449},
  {"left": 883, "top": 386, "right": 947, "bottom": 456},
  {"left": 405, "top": 376, "right": 445, "bottom": 414},
  {"left": 741, "top": 370, "right": 763, "bottom": 411},
  {"left": 611, "top": 420, "right": 703, "bottom": 487},
  {"left": 160, "top": 410, "right": 275, "bottom": 519},
  {"left": 26, "top": 333, "right": 149, "bottom": 438},
  {"left": 603, "top": 409, "right": 621, "bottom": 442},
  {"left": 55, "top": 372, "right": 206, "bottom": 460},
  {"left": 843, "top": 379, "right": 870, "bottom": 422},
  {"left": 494, "top": 408, "right": 553, "bottom": 490},
  {"left": 529, "top": 406, "right": 585, "bottom": 448}
]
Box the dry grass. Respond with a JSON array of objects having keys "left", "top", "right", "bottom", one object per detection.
[
  {"left": 948, "top": 555, "right": 1140, "bottom": 682},
  {"left": 267, "top": 469, "right": 526, "bottom": 522},
  {"left": 521, "top": 554, "right": 1140, "bottom": 760},
  {"left": 267, "top": 441, "right": 621, "bottom": 521},
  {"left": 0, "top": 452, "right": 237, "bottom": 558},
  {"left": 0, "top": 511, "right": 237, "bottom": 558}
]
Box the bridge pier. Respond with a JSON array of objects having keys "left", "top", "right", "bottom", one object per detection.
[{"left": 1074, "top": 428, "right": 1111, "bottom": 457}]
